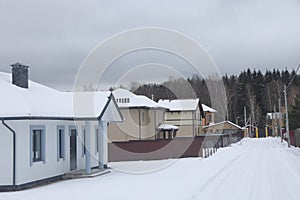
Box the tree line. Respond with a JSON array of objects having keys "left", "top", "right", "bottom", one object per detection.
[{"left": 132, "top": 69, "right": 300, "bottom": 129}]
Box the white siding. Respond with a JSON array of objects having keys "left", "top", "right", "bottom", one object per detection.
[
  {"left": 0, "top": 120, "right": 101, "bottom": 186},
  {"left": 0, "top": 124, "right": 13, "bottom": 185}
]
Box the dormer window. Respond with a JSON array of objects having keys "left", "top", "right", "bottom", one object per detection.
[{"left": 116, "top": 98, "right": 130, "bottom": 103}]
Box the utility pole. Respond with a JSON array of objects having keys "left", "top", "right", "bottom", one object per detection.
[
  {"left": 273, "top": 105, "right": 277, "bottom": 137},
  {"left": 226, "top": 108, "right": 229, "bottom": 121},
  {"left": 244, "top": 106, "right": 247, "bottom": 127},
  {"left": 251, "top": 101, "right": 255, "bottom": 127},
  {"left": 279, "top": 97, "right": 283, "bottom": 143},
  {"left": 277, "top": 81, "right": 283, "bottom": 143},
  {"left": 244, "top": 106, "right": 247, "bottom": 137},
  {"left": 249, "top": 116, "right": 252, "bottom": 137},
  {"left": 284, "top": 85, "right": 291, "bottom": 147}
]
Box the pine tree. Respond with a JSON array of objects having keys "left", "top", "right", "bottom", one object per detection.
[{"left": 131, "top": 68, "right": 300, "bottom": 128}]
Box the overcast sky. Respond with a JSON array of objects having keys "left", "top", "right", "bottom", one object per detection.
[{"left": 0, "top": 0, "right": 300, "bottom": 91}]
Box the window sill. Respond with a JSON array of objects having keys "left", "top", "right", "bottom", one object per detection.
[
  {"left": 57, "top": 158, "right": 65, "bottom": 162},
  {"left": 33, "top": 159, "right": 43, "bottom": 163},
  {"left": 31, "top": 160, "right": 45, "bottom": 166}
]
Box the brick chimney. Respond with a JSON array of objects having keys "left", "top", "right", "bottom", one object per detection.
[{"left": 10, "top": 62, "right": 29, "bottom": 89}]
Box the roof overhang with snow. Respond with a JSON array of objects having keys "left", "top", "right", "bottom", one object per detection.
[
  {"left": 113, "top": 88, "right": 167, "bottom": 110},
  {"left": 0, "top": 72, "right": 123, "bottom": 122},
  {"left": 203, "top": 120, "right": 242, "bottom": 130},
  {"left": 157, "top": 99, "right": 205, "bottom": 118},
  {"left": 156, "top": 124, "right": 179, "bottom": 131},
  {"left": 202, "top": 104, "right": 217, "bottom": 113},
  {"left": 157, "top": 99, "right": 199, "bottom": 111}
]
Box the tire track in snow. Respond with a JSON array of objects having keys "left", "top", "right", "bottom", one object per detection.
[
  {"left": 188, "top": 152, "right": 243, "bottom": 200},
  {"left": 188, "top": 139, "right": 279, "bottom": 200}
]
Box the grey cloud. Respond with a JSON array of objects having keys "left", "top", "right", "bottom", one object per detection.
[{"left": 0, "top": 0, "right": 299, "bottom": 91}]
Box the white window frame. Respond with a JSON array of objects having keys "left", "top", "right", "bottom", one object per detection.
[
  {"left": 57, "top": 125, "right": 65, "bottom": 161},
  {"left": 30, "top": 125, "right": 46, "bottom": 166}
]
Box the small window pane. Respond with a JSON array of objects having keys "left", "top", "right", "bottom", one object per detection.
[
  {"left": 33, "top": 130, "right": 42, "bottom": 162},
  {"left": 83, "top": 129, "right": 86, "bottom": 156},
  {"left": 58, "top": 129, "right": 64, "bottom": 159},
  {"left": 96, "top": 129, "right": 99, "bottom": 153}
]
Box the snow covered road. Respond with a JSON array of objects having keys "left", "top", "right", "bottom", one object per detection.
[{"left": 1, "top": 137, "right": 300, "bottom": 200}]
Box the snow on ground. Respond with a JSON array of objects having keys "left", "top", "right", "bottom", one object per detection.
[{"left": 1, "top": 137, "right": 300, "bottom": 200}]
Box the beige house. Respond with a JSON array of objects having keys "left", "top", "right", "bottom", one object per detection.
[
  {"left": 108, "top": 89, "right": 168, "bottom": 142},
  {"left": 203, "top": 121, "right": 242, "bottom": 134},
  {"left": 157, "top": 99, "right": 205, "bottom": 137}
]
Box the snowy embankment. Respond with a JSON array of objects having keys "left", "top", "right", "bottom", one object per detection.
[{"left": 1, "top": 137, "right": 300, "bottom": 200}]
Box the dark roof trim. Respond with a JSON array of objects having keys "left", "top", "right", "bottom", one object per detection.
[
  {"left": 119, "top": 106, "right": 166, "bottom": 110},
  {"left": 165, "top": 118, "right": 200, "bottom": 121},
  {"left": 198, "top": 100, "right": 205, "bottom": 118},
  {"left": 0, "top": 116, "right": 100, "bottom": 121}
]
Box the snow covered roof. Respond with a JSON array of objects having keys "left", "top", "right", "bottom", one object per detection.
[
  {"left": 203, "top": 120, "right": 242, "bottom": 130},
  {"left": 202, "top": 104, "right": 217, "bottom": 113},
  {"left": 156, "top": 124, "right": 179, "bottom": 130},
  {"left": 157, "top": 99, "right": 200, "bottom": 111},
  {"left": 112, "top": 88, "right": 165, "bottom": 109},
  {"left": 0, "top": 72, "right": 122, "bottom": 121}
]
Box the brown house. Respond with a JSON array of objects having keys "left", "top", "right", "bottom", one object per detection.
[{"left": 202, "top": 104, "right": 217, "bottom": 126}]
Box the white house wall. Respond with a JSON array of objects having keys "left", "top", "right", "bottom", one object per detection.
[
  {"left": 101, "top": 99, "right": 123, "bottom": 122},
  {"left": 0, "top": 120, "right": 102, "bottom": 186},
  {"left": 0, "top": 123, "right": 13, "bottom": 185}
]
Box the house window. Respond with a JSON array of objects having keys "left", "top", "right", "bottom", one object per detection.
[
  {"left": 82, "top": 129, "right": 86, "bottom": 156},
  {"left": 30, "top": 125, "right": 46, "bottom": 165},
  {"left": 117, "top": 98, "right": 130, "bottom": 103},
  {"left": 33, "top": 130, "right": 42, "bottom": 162},
  {"left": 57, "top": 126, "right": 65, "bottom": 160}
]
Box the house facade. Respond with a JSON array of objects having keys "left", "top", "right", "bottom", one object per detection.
[
  {"left": 203, "top": 121, "right": 242, "bottom": 134},
  {"left": 108, "top": 89, "right": 167, "bottom": 142},
  {"left": 157, "top": 99, "right": 205, "bottom": 137},
  {"left": 0, "top": 64, "right": 123, "bottom": 191}
]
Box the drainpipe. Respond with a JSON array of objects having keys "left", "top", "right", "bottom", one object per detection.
[{"left": 2, "top": 120, "right": 16, "bottom": 189}]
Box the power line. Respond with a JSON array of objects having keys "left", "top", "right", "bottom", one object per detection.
[{"left": 287, "top": 64, "right": 300, "bottom": 89}]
